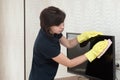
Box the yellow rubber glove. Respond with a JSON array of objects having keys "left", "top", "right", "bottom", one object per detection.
[
  {"left": 77, "top": 31, "right": 103, "bottom": 43},
  {"left": 85, "top": 39, "right": 109, "bottom": 62}
]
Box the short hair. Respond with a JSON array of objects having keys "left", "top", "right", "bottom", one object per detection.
[{"left": 40, "top": 6, "right": 66, "bottom": 35}]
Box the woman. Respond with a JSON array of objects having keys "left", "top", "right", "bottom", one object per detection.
[{"left": 29, "top": 6, "right": 109, "bottom": 80}]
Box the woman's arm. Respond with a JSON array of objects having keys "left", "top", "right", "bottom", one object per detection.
[
  {"left": 59, "top": 36, "right": 78, "bottom": 48},
  {"left": 57, "top": 36, "right": 87, "bottom": 68},
  {"left": 54, "top": 39, "right": 110, "bottom": 67},
  {"left": 52, "top": 53, "right": 87, "bottom": 68}
]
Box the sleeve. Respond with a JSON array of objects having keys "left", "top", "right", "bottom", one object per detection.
[{"left": 40, "top": 43, "right": 60, "bottom": 59}]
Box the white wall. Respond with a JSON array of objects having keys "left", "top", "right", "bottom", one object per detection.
[
  {"left": 25, "top": 0, "right": 120, "bottom": 80},
  {"left": 0, "top": 0, "right": 24, "bottom": 80}
]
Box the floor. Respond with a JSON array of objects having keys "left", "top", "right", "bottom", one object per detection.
[{"left": 55, "top": 75, "right": 89, "bottom": 80}]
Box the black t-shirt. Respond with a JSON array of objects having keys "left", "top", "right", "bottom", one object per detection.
[{"left": 29, "top": 29, "right": 63, "bottom": 80}]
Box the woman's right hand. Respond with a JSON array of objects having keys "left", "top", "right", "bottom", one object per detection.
[{"left": 84, "top": 39, "right": 112, "bottom": 62}]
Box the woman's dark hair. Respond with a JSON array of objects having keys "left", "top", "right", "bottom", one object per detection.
[{"left": 40, "top": 6, "right": 66, "bottom": 35}]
